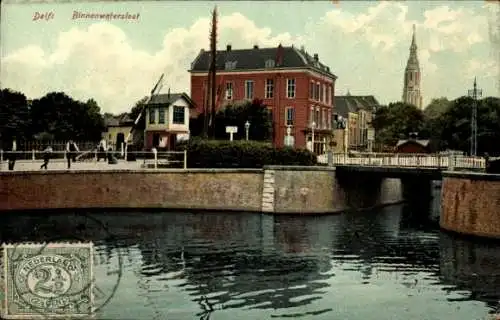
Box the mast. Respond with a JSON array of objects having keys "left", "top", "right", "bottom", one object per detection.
[{"left": 208, "top": 6, "right": 218, "bottom": 138}]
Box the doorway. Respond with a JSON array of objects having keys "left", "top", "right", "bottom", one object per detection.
[
  {"left": 152, "top": 133, "right": 160, "bottom": 148},
  {"left": 116, "top": 133, "right": 125, "bottom": 151}
]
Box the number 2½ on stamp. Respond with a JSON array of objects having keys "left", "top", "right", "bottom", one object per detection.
[{"left": 1, "top": 242, "right": 94, "bottom": 319}]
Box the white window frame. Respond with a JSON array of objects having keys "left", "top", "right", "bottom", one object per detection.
[
  {"left": 285, "top": 107, "right": 294, "bottom": 126},
  {"left": 315, "top": 82, "right": 320, "bottom": 101},
  {"left": 225, "top": 81, "right": 233, "bottom": 100},
  {"left": 265, "top": 79, "right": 274, "bottom": 99},
  {"left": 315, "top": 107, "right": 320, "bottom": 127},
  {"left": 286, "top": 78, "right": 296, "bottom": 99},
  {"left": 245, "top": 80, "right": 254, "bottom": 100},
  {"left": 322, "top": 109, "right": 326, "bottom": 129}
]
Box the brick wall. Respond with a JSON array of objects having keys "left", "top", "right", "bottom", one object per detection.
[
  {"left": 0, "top": 167, "right": 404, "bottom": 214},
  {"left": 0, "top": 170, "right": 264, "bottom": 212},
  {"left": 190, "top": 71, "right": 335, "bottom": 149},
  {"left": 441, "top": 172, "right": 500, "bottom": 239}
]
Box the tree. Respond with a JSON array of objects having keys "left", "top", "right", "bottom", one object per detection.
[
  {"left": 210, "top": 99, "right": 272, "bottom": 141},
  {"left": 371, "top": 102, "right": 427, "bottom": 146},
  {"left": 424, "top": 97, "right": 451, "bottom": 119},
  {"left": 0, "top": 89, "right": 31, "bottom": 145},
  {"left": 30, "top": 92, "right": 104, "bottom": 141},
  {"left": 435, "top": 96, "right": 500, "bottom": 154}
]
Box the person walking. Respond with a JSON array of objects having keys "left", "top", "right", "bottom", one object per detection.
[
  {"left": 65, "top": 139, "right": 79, "bottom": 169},
  {"left": 7, "top": 138, "right": 17, "bottom": 171},
  {"left": 40, "top": 145, "right": 53, "bottom": 170},
  {"left": 97, "top": 138, "right": 107, "bottom": 162}
]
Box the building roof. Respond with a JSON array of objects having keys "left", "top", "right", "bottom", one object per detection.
[
  {"left": 396, "top": 139, "right": 430, "bottom": 148},
  {"left": 104, "top": 113, "right": 134, "bottom": 127},
  {"left": 189, "top": 44, "right": 337, "bottom": 79},
  {"left": 334, "top": 95, "right": 380, "bottom": 118},
  {"left": 148, "top": 92, "right": 194, "bottom": 107}
]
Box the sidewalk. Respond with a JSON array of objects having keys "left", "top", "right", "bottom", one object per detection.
[{"left": 0, "top": 159, "right": 148, "bottom": 172}]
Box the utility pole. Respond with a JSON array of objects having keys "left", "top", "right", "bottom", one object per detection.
[
  {"left": 468, "top": 77, "right": 482, "bottom": 156},
  {"left": 208, "top": 6, "right": 218, "bottom": 139}
]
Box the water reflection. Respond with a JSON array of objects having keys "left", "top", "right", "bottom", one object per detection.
[{"left": 0, "top": 204, "right": 498, "bottom": 319}]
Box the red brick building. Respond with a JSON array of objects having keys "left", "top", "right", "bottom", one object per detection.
[{"left": 189, "top": 44, "right": 337, "bottom": 153}]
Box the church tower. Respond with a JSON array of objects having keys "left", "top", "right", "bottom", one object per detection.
[{"left": 402, "top": 25, "right": 423, "bottom": 109}]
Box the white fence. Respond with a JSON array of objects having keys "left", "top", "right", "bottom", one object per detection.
[
  {"left": 0, "top": 150, "right": 187, "bottom": 170},
  {"left": 317, "top": 153, "right": 486, "bottom": 170}
]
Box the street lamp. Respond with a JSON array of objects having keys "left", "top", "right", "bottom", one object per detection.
[
  {"left": 245, "top": 121, "right": 250, "bottom": 141},
  {"left": 311, "top": 121, "right": 316, "bottom": 153}
]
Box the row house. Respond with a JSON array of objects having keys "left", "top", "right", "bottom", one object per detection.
[
  {"left": 189, "top": 44, "right": 338, "bottom": 153},
  {"left": 333, "top": 93, "right": 380, "bottom": 152}
]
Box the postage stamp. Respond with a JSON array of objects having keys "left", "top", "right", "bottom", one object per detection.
[{"left": 1, "top": 242, "right": 94, "bottom": 319}]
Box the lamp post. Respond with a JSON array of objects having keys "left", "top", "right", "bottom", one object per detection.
[
  {"left": 311, "top": 121, "right": 316, "bottom": 153},
  {"left": 245, "top": 121, "right": 250, "bottom": 141},
  {"left": 286, "top": 125, "right": 292, "bottom": 146}
]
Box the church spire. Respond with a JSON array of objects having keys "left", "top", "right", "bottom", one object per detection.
[{"left": 402, "top": 24, "right": 423, "bottom": 109}]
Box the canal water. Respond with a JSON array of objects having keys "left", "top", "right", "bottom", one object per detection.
[{"left": 1, "top": 190, "right": 499, "bottom": 319}]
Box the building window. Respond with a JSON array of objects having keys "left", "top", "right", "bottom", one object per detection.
[
  {"left": 245, "top": 80, "right": 254, "bottom": 99},
  {"left": 310, "top": 106, "right": 314, "bottom": 126},
  {"left": 173, "top": 106, "right": 185, "bottom": 124},
  {"left": 309, "top": 81, "right": 314, "bottom": 99},
  {"left": 315, "top": 108, "right": 320, "bottom": 127},
  {"left": 225, "top": 82, "right": 233, "bottom": 100},
  {"left": 286, "top": 79, "right": 296, "bottom": 98},
  {"left": 322, "top": 109, "right": 326, "bottom": 129},
  {"left": 322, "top": 84, "right": 326, "bottom": 103},
  {"left": 149, "top": 108, "right": 156, "bottom": 124},
  {"left": 320, "top": 84, "right": 323, "bottom": 102},
  {"left": 265, "top": 79, "right": 274, "bottom": 99},
  {"left": 158, "top": 107, "right": 165, "bottom": 124},
  {"left": 225, "top": 61, "right": 237, "bottom": 70},
  {"left": 265, "top": 59, "right": 275, "bottom": 68},
  {"left": 285, "top": 107, "right": 295, "bottom": 126},
  {"left": 315, "top": 83, "right": 320, "bottom": 100},
  {"left": 327, "top": 86, "right": 331, "bottom": 105}
]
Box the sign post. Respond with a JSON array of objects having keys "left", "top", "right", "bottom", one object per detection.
[
  {"left": 225, "top": 126, "right": 238, "bottom": 141},
  {"left": 367, "top": 128, "right": 375, "bottom": 153}
]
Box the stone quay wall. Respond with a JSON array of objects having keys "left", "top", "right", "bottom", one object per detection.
[
  {"left": 441, "top": 172, "right": 500, "bottom": 239},
  {"left": 0, "top": 167, "right": 404, "bottom": 213}
]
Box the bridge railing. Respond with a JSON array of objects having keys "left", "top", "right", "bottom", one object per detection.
[
  {"left": 317, "top": 153, "right": 486, "bottom": 170},
  {"left": 0, "top": 150, "right": 188, "bottom": 170}
]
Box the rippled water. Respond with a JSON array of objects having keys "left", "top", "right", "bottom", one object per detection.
[{"left": 1, "top": 192, "right": 499, "bottom": 319}]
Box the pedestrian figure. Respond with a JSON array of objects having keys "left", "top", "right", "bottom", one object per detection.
[
  {"left": 65, "top": 139, "right": 79, "bottom": 169},
  {"left": 484, "top": 152, "right": 490, "bottom": 173},
  {"left": 7, "top": 138, "right": 17, "bottom": 171},
  {"left": 97, "top": 139, "right": 107, "bottom": 162},
  {"left": 40, "top": 145, "right": 53, "bottom": 170}
]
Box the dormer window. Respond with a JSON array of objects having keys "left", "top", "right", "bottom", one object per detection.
[
  {"left": 265, "top": 59, "right": 275, "bottom": 68},
  {"left": 225, "top": 61, "right": 237, "bottom": 70}
]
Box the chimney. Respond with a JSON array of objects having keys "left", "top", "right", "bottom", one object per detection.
[
  {"left": 226, "top": 44, "right": 232, "bottom": 51},
  {"left": 253, "top": 45, "right": 259, "bottom": 49},
  {"left": 313, "top": 53, "right": 319, "bottom": 62}
]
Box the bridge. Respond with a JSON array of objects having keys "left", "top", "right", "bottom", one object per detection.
[{"left": 317, "top": 153, "right": 486, "bottom": 179}]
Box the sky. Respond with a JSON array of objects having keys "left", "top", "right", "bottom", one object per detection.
[{"left": 1, "top": 0, "right": 499, "bottom": 114}]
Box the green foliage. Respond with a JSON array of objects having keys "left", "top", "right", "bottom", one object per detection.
[
  {"left": 374, "top": 96, "right": 500, "bottom": 155},
  {"left": 371, "top": 102, "right": 427, "bottom": 146},
  {"left": 430, "top": 96, "right": 500, "bottom": 154},
  {"left": 190, "top": 99, "right": 273, "bottom": 141},
  {"left": 424, "top": 97, "right": 451, "bottom": 119},
  {"left": 177, "top": 139, "right": 317, "bottom": 168},
  {"left": 0, "top": 89, "right": 31, "bottom": 142},
  {"left": 0, "top": 89, "right": 105, "bottom": 146},
  {"left": 29, "top": 92, "right": 105, "bottom": 141}
]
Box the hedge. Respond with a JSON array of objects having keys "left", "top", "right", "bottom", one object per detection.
[{"left": 177, "top": 139, "right": 317, "bottom": 168}]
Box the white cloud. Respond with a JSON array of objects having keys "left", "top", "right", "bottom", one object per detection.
[
  {"left": 465, "top": 58, "right": 499, "bottom": 79},
  {"left": 0, "top": 3, "right": 496, "bottom": 114},
  {"left": 423, "top": 5, "right": 488, "bottom": 52},
  {"left": 1, "top": 13, "right": 300, "bottom": 114}
]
